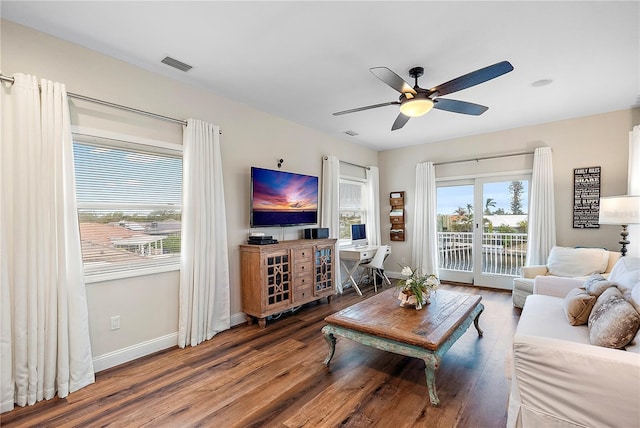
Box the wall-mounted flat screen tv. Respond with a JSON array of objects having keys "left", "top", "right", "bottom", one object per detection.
[{"left": 250, "top": 167, "right": 319, "bottom": 227}]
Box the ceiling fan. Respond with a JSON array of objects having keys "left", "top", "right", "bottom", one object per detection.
[{"left": 333, "top": 61, "right": 514, "bottom": 131}]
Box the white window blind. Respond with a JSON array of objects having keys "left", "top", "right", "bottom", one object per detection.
[
  {"left": 339, "top": 179, "right": 366, "bottom": 240},
  {"left": 73, "top": 139, "right": 182, "bottom": 278}
]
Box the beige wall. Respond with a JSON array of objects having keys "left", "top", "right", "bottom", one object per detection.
[
  {"left": 1, "top": 20, "right": 378, "bottom": 366},
  {"left": 378, "top": 108, "right": 640, "bottom": 275}
]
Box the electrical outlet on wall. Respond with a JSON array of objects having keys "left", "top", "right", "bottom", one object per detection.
[{"left": 110, "top": 315, "right": 120, "bottom": 330}]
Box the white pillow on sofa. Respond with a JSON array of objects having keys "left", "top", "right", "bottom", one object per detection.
[
  {"left": 547, "top": 246, "right": 609, "bottom": 277},
  {"left": 608, "top": 256, "right": 640, "bottom": 299}
]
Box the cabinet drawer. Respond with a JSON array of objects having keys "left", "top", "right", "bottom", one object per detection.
[
  {"left": 294, "top": 261, "right": 312, "bottom": 274},
  {"left": 294, "top": 284, "right": 313, "bottom": 302},
  {"left": 294, "top": 274, "right": 312, "bottom": 288},
  {"left": 293, "top": 247, "right": 313, "bottom": 261}
]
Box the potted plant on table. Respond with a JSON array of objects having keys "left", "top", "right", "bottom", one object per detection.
[{"left": 397, "top": 266, "right": 440, "bottom": 310}]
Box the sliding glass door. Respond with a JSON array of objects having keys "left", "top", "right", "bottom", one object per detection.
[{"left": 437, "top": 175, "right": 530, "bottom": 289}]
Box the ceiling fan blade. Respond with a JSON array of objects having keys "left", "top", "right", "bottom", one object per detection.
[
  {"left": 370, "top": 67, "right": 417, "bottom": 95},
  {"left": 429, "top": 61, "right": 514, "bottom": 97},
  {"left": 391, "top": 113, "right": 410, "bottom": 131},
  {"left": 433, "top": 98, "right": 489, "bottom": 115},
  {"left": 332, "top": 101, "right": 399, "bottom": 116}
]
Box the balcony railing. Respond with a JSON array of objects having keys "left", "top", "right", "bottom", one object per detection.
[{"left": 438, "top": 232, "right": 528, "bottom": 276}]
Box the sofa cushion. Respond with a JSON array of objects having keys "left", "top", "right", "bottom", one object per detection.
[
  {"left": 608, "top": 256, "right": 640, "bottom": 299},
  {"left": 588, "top": 287, "right": 640, "bottom": 349},
  {"left": 584, "top": 273, "right": 616, "bottom": 297},
  {"left": 519, "top": 294, "right": 591, "bottom": 344},
  {"left": 563, "top": 288, "right": 596, "bottom": 325},
  {"left": 547, "top": 246, "right": 609, "bottom": 277}
]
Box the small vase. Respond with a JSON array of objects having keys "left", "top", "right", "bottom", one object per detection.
[{"left": 398, "top": 289, "right": 431, "bottom": 310}]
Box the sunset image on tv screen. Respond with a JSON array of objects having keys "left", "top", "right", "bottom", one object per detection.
[
  {"left": 252, "top": 168, "right": 318, "bottom": 211},
  {"left": 251, "top": 167, "right": 318, "bottom": 226}
]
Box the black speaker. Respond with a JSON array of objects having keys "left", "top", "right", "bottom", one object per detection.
[{"left": 303, "top": 227, "right": 329, "bottom": 239}]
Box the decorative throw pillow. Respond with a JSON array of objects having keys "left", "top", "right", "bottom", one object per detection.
[
  {"left": 588, "top": 287, "right": 640, "bottom": 348},
  {"left": 547, "top": 246, "right": 609, "bottom": 277},
  {"left": 563, "top": 287, "right": 597, "bottom": 325},
  {"left": 584, "top": 273, "right": 616, "bottom": 297}
]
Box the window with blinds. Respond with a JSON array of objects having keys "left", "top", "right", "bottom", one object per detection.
[
  {"left": 73, "top": 138, "right": 182, "bottom": 279},
  {"left": 339, "top": 179, "right": 366, "bottom": 241}
]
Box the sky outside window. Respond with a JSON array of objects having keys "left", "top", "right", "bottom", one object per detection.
[{"left": 437, "top": 181, "right": 528, "bottom": 215}]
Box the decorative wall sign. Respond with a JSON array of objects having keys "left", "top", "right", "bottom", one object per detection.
[{"left": 573, "top": 166, "right": 601, "bottom": 229}]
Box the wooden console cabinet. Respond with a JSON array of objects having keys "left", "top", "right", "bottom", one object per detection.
[{"left": 240, "top": 238, "right": 336, "bottom": 328}]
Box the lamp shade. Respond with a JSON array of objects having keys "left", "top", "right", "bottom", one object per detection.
[{"left": 599, "top": 195, "right": 640, "bottom": 225}]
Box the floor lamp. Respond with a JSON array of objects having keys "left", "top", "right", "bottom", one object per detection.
[{"left": 599, "top": 195, "right": 640, "bottom": 256}]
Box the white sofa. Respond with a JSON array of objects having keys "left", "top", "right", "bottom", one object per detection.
[
  {"left": 507, "top": 256, "right": 640, "bottom": 428},
  {"left": 512, "top": 246, "right": 621, "bottom": 308}
]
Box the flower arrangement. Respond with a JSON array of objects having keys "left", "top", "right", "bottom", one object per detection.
[{"left": 397, "top": 266, "right": 440, "bottom": 309}]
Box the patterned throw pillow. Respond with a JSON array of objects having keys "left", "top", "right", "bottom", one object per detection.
[
  {"left": 563, "top": 288, "right": 597, "bottom": 326},
  {"left": 588, "top": 287, "right": 640, "bottom": 348},
  {"left": 584, "top": 273, "right": 615, "bottom": 297}
]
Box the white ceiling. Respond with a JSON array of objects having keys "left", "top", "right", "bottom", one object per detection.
[{"left": 2, "top": 1, "right": 638, "bottom": 151}]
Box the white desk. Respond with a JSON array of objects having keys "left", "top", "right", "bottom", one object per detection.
[{"left": 339, "top": 245, "right": 392, "bottom": 296}]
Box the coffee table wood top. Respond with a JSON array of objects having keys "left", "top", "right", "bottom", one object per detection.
[{"left": 324, "top": 288, "right": 482, "bottom": 351}]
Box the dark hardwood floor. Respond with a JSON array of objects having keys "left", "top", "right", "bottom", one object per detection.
[{"left": 1, "top": 282, "right": 521, "bottom": 427}]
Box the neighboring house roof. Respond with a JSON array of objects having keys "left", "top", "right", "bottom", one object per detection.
[
  {"left": 79, "top": 222, "right": 138, "bottom": 246},
  {"left": 485, "top": 214, "right": 528, "bottom": 228},
  {"left": 80, "top": 239, "right": 142, "bottom": 263},
  {"left": 118, "top": 221, "right": 145, "bottom": 231},
  {"left": 112, "top": 235, "right": 167, "bottom": 246}
]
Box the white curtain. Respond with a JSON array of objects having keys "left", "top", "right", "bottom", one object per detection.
[
  {"left": 526, "top": 147, "right": 556, "bottom": 265},
  {"left": 365, "top": 166, "right": 381, "bottom": 246},
  {"left": 178, "top": 119, "right": 230, "bottom": 348},
  {"left": 412, "top": 162, "right": 439, "bottom": 275},
  {"left": 627, "top": 125, "right": 640, "bottom": 257},
  {"left": 1, "top": 74, "right": 95, "bottom": 413},
  {"left": 321, "top": 155, "right": 342, "bottom": 290}
]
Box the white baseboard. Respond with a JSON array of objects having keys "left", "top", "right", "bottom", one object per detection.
[
  {"left": 93, "top": 314, "right": 247, "bottom": 372},
  {"left": 92, "top": 332, "right": 178, "bottom": 372}
]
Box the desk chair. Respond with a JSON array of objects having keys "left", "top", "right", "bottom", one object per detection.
[{"left": 359, "top": 245, "right": 391, "bottom": 292}]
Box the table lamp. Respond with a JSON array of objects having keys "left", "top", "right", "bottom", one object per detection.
[{"left": 599, "top": 195, "right": 640, "bottom": 256}]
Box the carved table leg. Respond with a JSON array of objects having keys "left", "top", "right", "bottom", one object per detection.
[
  {"left": 423, "top": 354, "right": 441, "bottom": 406},
  {"left": 474, "top": 304, "right": 484, "bottom": 337},
  {"left": 322, "top": 326, "right": 337, "bottom": 367},
  {"left": 258, "top": 318, "right": 267, "bottom": 329}
]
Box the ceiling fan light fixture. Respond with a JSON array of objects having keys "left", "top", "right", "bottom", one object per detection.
[{"left": 399, "top": 97, "right": 434, "bottom": 117}]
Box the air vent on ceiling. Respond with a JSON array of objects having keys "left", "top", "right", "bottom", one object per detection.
[
  {"left": 343, "top": 130, "right": 359, "bottom": 137},
  {"left": 161, "top": 56, "right": 193, "bottom": 72}
]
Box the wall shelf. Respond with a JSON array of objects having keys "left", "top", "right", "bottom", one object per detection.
[{"left": 389, "top": 191, "right": 405, "bottom": 241}]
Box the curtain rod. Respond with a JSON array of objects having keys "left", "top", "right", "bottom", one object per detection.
[
  {"left": 1, "top": 73, "right": 222, "bottom": 134},
  {"left": 434, "top": 151, "right": 535, "bottom": 166}
]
